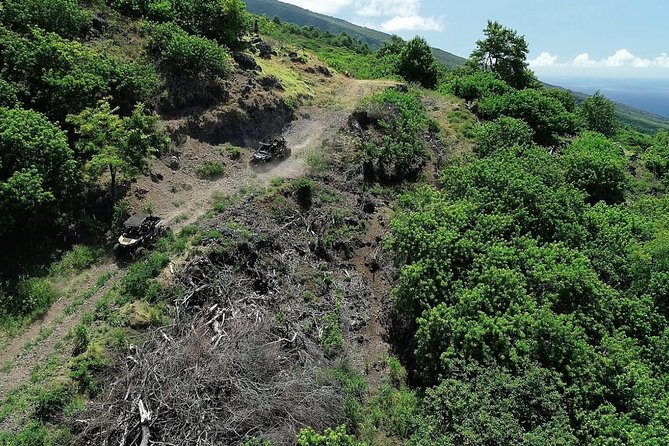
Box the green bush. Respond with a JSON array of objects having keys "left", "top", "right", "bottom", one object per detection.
[
  {"left": 34, "top": 383, "right": 74, "bottom": 421},
  {"left": 0, "top": 420, "right": 51, "bottom": 446},
  {"left": 361, "top": 89, "right": 429, "bottom": 182},
  {"left": 148, "top": 22, "right": 232, "bottom": 80},
  {"left": 297, "top": 426, "right": 365, "bottom": 446},
  {"left": 225, "top": 145, "right": 242, "bottom": 160},
  {"left": 0, "top": 79, "right": 18, "bottom": 107},
  {"left": 196, "top": 161, "right": 225, "bottom": 178},
  {"left": 119, "top": 251, "right": 170, "bottom": 302},
  {"left": 1, "top": 277, "right": 58, "bottom": 317},
  {"left": 561, "top": 132, "right": 630, "bottom": 204},
  {"left": 473, "top": 116, "right": 535, "bottom": 157},
  {"left": 70, "top": 323, "right": 89, "bottom": 356},
  {"left": 69, "top": 342, "right": 108, "bottom": 395},
  {"left": 2, "top": 0, "right": 91, "bottom": 38},
  {"left": 50, "top": 245, "right": 100, "bottom": 276},
  {"left": 441, "top": 71, "right": 512, "bottom": 102},
  {"left": 477, "top": 88, "right": 580, "bottom": 145}
]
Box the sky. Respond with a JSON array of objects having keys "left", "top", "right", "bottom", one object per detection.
[{"left": 276, "top": 0, "right": 669, "bottom": 78}]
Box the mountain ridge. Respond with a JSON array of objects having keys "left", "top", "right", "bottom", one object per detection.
[{"left": 243, "top": 0, "right": 467, "bottom": 68}]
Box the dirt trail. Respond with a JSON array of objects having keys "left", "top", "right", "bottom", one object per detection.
[
  {"left": 0, "top": 77, "right": 394, "bottom": 402},
  {"left": 0, "top": 263, "right": 121, "bottom": 398}
]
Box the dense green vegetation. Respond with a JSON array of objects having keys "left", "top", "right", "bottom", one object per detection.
[{"left": 376, "top": 21, "right": 669, "bottom": 446}]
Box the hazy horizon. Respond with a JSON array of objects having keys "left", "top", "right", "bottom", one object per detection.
[{"left": 540, "top": 75, "right": 669, "bottom": 118}]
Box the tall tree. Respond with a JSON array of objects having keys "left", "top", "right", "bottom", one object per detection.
[
  {"left": 578, "top": 91, "right": 617, "bottom": 137},
  {"left": 397, "top": 36, "right": 439, "bottom": 88},
  {"left": 67, "top": 101, "right": 169, "bottom": 204},
  {"left": 469, "top": 20, "right": 531, "bottom": 89}
]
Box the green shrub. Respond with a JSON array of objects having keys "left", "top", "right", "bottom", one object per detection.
[
  {"left": 34, "top": 383, "right": 74, "bottom": 421},
  {"left": 197, "top": 161, "right": 225, "bottom": 178},
  {"left": 297, "top": 426, "right": 364, "bottom": 446},
  {"left": 441, "top": 71, "right": 512, "bottom": 102},
  {"left": 50, "top": 245, "right": 100, "bottom": 276},
  {"left": 3, "top": 278, "right": 58, "bottom": 317},
  {"left": 473, "top": 116, "right": 535, "bottom": 157},
  {"left": 362, "top": 89, "right": 429, "bottom": 182},
  {"left": 69, "top": 342, "right": 108, "bottom": 395},
  {"left": 119, "top": 251, "right": 170, "bottom": 301},
  {"left": 0, "top": 79, "right": 18, "bottom": 107},
  {"left": 225, "top": 145, "right": 242, "bottom": 160},
  {"left": 561, "top": 132, "right": 630, "bottom": 204},
  {"left": 0, "top": 420, "right": 51, "bottom": 446},
  {"left": 148, "top": 23, "right": 232, "bottom": 80},
  {"left": 2, "top": 0, "right": 91, "bottom": 38},
  {"left": 70, "top": 323, "right": 89, "bottom": 356},
  {"left": 477, "top": 88, "right": 581, "bottom": 145}
]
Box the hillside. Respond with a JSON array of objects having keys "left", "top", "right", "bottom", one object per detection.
[
  {"left": 4, "top": 2, "right": 669, "bottom": 446},
  {"left": 243, "top": 0, "right": 467, "bottom": 68}
]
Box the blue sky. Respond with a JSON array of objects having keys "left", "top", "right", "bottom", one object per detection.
[{"left": 277, "top": 0, "right": 669, "bottom": 77}]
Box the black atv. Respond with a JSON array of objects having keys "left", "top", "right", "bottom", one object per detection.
[
  {"left": 252, "top": 135, "right": 289, "bottom": 163},
  {"left": 114, "top": 214, "right": 166, "bottom": 257}
]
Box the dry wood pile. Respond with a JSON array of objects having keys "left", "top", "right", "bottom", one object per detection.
[{"left": 71, "top": 180, "right": 384, "bottom": 445}]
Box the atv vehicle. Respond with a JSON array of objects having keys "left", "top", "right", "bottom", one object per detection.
[
  {"left": 252, "top": 135, "right": 289, "bottom": 163},
  {"left": 114, "top": 214, "right": 166, "bottom": 257}
]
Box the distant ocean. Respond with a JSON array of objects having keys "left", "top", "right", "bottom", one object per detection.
[{"left": 540, "top": 76, "right": 669, "bottom": 118}]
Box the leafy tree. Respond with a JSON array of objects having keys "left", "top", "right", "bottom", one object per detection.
[
  {"left": 0, "top": 29, "right": 159, "bottom": 121},
  {"left": 579, "top": 92, "right": 617, "bottom": 137},
  {"left": 67, "top": 101, "right": 169, "bottom": 204},
  {"left": 397, "top": 36, "right": 439, "bottom": 88},
  {"left": 0, "top": 106, "right": 78, "bottom": 235},
  {"left": 377, "top": 35, "right": 405, "bottom": 57},
  {"left": 474, "top": 116, "right": 535, "bottom": 157},
  {"left": 468, "top": 20, "right": 532, "bottom": 89}
]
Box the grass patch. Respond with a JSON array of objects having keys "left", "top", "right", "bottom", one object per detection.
[
  {"left": 256, "top": 57, "right": 314, "bottom": 109},
  {"left": 50, "top": 245, "right": 101, "bottom": 276}
]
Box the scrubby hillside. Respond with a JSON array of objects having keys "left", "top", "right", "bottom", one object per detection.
[{"left": 2, "top": 3, "right": 669, "bottom": 446}]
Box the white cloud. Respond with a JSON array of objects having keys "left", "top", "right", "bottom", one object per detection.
[
  {"left": 356, "top": 0, "right": 419, "bottom": 17},
  {"left": 380, "top": 15, "right": 444, "bottom": 32},
  {"left": 569, "top": 49, "right": 666, "bottom": 69},
  {"left": 529, "top": 52, "right": 558, "bottom": 67},
  {"left": 277, "top": 0, "right": 354, "bottom": 15},
  {"left": 573, "top": 53, "right": 596, "bottom": 67},
  {"left": 653, "top": 53, "right": 669, "bottom": 68}
]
